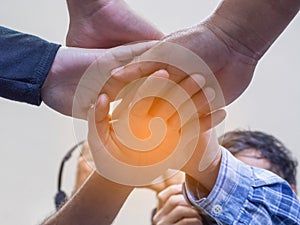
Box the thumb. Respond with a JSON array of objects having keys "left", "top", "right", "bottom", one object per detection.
[{"left": 87, "top": 94, "right": 111, "bottom": 151}]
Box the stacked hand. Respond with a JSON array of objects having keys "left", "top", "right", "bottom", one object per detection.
[
  {"left": 66, "top": 0, "right": 163, "bottom": 48},
  {"left": 41, "top": 41, "right": 157, "bottom": 118},
  {"left": 42, "top": 0, "right": 163, "bottom": 117},
  {"left": 87, "top": 63, "right": 226, "bottom": 185}
]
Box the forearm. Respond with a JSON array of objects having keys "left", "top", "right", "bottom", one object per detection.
[
  {"left": 183, "top": 149, "right": 222, "bottom": 197},
  {"left": 162, "top": 0, "right": 299, "bottom": 106},
  {"left": 164, "top": 0, "right": 299, "bottom": 61},
  {"left": 183, "top": 148, "right": 300, "bottom": 224},
  {"left": 206, "top": 0, "right": 300, "bottom": 59},
  {"left": 43, "top": 171, "right": 133, "bottom": 225}
]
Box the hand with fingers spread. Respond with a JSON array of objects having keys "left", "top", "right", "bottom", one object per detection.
[
  {"left": 87, "top": 61, "right": 226, "bottom": 186},
  {"left": 66, "top": 0, "right": 163, "bottom": 48}
]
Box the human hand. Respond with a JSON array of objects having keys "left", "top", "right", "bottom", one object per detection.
[
  {"left": 66, "top": 0, "right": 163, "bottom": 48},
  {"left": 153, "top": 184, "right": 203, "bottom": 225},
  {"left": 73, "top": 141, "right": 185, "bottom": 193},
  {"left": 146, "top": 171, "right": 185, "bottom": 193},
  {"left": 161, "top": 0, "right": 300, "bottom": 106},
  {"left": 41, "top": 41, "right": 156, "bottom": 118},
  {"left": 72, "top": 141, "right": 185, "bottom": 194},
  {"left": 162, "top": 23, "right": 256, "bottom": 105},
  {"left": 120, "top": 23, "right": 255, "bottom": 106},
  {"left": 87, "top": 63, "right": 226, "bottom": 186}
]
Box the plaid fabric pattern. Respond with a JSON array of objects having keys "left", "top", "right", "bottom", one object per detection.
[{"left": 183, "top": 147, "right": 300, "bottom": 225}]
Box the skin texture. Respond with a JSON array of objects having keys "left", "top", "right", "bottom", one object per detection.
[
  {"left": 153, "top": 184, "right": 203, "bottom": 225},
  {"left": 66, "top": 0, "right": 163, "bottom": 48},
  {"left": 43, "top": 171, "right": 133, "bottom": 225},
  {"left": 42, "top": 0, "right": 164, "bottom": 117},
  {"left": 41, "top": 0, "right": 299, "bottom": 224},
  {"left": 41, "top": 41, "right": 157, "bottom": 118},
  {"left": 152, "top": 148, "right": 297, "bottom": 225},
  {"left": 115, "top": 0, "right": 300, "bottom": 105},
  {"left": 42, "top": 0, "right": 300, "bottom": 118}
]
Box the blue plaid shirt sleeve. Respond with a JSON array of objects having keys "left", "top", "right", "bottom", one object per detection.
[{"left": 183, "top": 147, "right": 300, "bottom": 225}]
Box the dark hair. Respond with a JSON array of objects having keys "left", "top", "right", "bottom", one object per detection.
[{"left": 219, "top": 130, "right": 298, "bottom": 186}]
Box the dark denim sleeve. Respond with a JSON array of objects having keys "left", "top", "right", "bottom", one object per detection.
[{"left": 0, "top": 26, "right": 61, "bottom": 105}]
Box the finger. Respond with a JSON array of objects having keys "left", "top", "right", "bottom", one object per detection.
[
  {"left": 92, "top": 42, "right": 159, "bottom": 97},
  {"left": 100, "top": 75, "right": 127, "bottom": 100},
  {"left": 95, "top": 94, "right": 110, "bottom": 124},
  {"left": 191, "top": 87, "right": 216, "bottom": 116},
  {"left": 112, "top": 69, "right": 169, "bottom": 118},
  {"left": 164, "top": 171, "right": 185, "bottom": 190},
  {"left": 154, "top": 195, "right": 190, "bottom": 224},
  {"left": 157, "top": 193, "right": 189, "bottom": 217},
  {"left": 175, "top": 73, "right": 206, "bottom": 98},
  {"left": 167, "top": 206, "right": 201, "bottom": 224},
  {"left": 110, "top": 65, "right": 191, "bottom": 121},
  {"left": 174, "top": 108, "right": 225, "bottom": 140},
  {"left": 166, "top": 86, "right": 215, "bottom": 130},
  {"left": 74, "top": 42, "right": 156, "bottom": 120},
  {"left": 175, "top": 217, "right": 203, "bottom": 225},
  {"left": 149, "top": 74, "right": 206, "bottom": 123},
  {"left": 88, "top": 93, "right": 111, "bottom": 146},
  {"left": 112, "top": 61, "right": 168, "bottom": 83},
  {"left": 157, "top": 184, "right": 183, "bottom": 209},
  {"left": 199, "top": 109, "right": 226, "bottom": 132},
  {"left": 112, "top": 61, "right": 187, "bottom": 85},
  {"left": 109, "top": 71, "right": 170, "bottom": 151},
  {"left": 108, "top": 79, "right": 144, "bottom": 120},
  {"left": 110, "top": 41, "right": 158, "bottom": 63}
]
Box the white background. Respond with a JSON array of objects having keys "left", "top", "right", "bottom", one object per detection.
[{"left": 0, "top": 0, "right": 299, "bottom": 224}]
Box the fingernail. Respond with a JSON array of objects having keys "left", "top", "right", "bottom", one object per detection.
[
  {"left": 111, "top": 66, "right": 124, "bottom": 75},
  {"left": 191, "top": 74, "right": 205, "bottom": 88},
  {"left": 203, "top": 87, "right": 216, "bottom": 102}
]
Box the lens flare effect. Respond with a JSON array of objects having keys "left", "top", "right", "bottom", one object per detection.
[{"left": 72, "top": 41, "right": 225, "bottom": 186}]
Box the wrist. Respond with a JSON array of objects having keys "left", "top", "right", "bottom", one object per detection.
[
  {"left": 203, "top": 15, "right": 264, "bottom": 61},
  {"left": 196, "top": 149, "right": 222, "bottom": 193},
  {"left": 184, "top": 147, "right": 222, "bottom": 195},
  {"left": 204, "top": 0, "right": 300, "bottom": 60}
]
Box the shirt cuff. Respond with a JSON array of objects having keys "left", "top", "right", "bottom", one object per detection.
[
  {"left": 0, "top": 26, "right": 61, "bottom": 105},
  {"left": 183, "top": 147, "right": 253, "bottom": 224}
]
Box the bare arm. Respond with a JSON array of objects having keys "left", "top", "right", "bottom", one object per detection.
[
  {"left": 207, "top": 0, "right": 300, "bottom": 59},
  {"left": 43, "top": 171, "right": 133, "bottom": 225},
  {"left": 163, "top": 0, "right": 300, "bottom": 105}
]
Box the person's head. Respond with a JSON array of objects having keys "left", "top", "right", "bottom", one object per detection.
[{"left": 219, "top": 130, "right": 298, "bottom": 193}]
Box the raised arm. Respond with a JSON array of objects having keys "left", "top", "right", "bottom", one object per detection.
[
  {"left": 182, "top": 140, "right": 300, "bottom": 224},
  {"left": 163, "top": 0, "right": 300, "bottom": 105},
  {"left": 43, "top": 171, "right": 133, "bottom": 225}
]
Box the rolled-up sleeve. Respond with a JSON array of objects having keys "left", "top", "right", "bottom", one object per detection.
[
  {"left": 183, "top": 147, "right": 300, "bottom": 225},
  {"left": 0, "top": 26, "right": 60, "bottom": 105}
]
